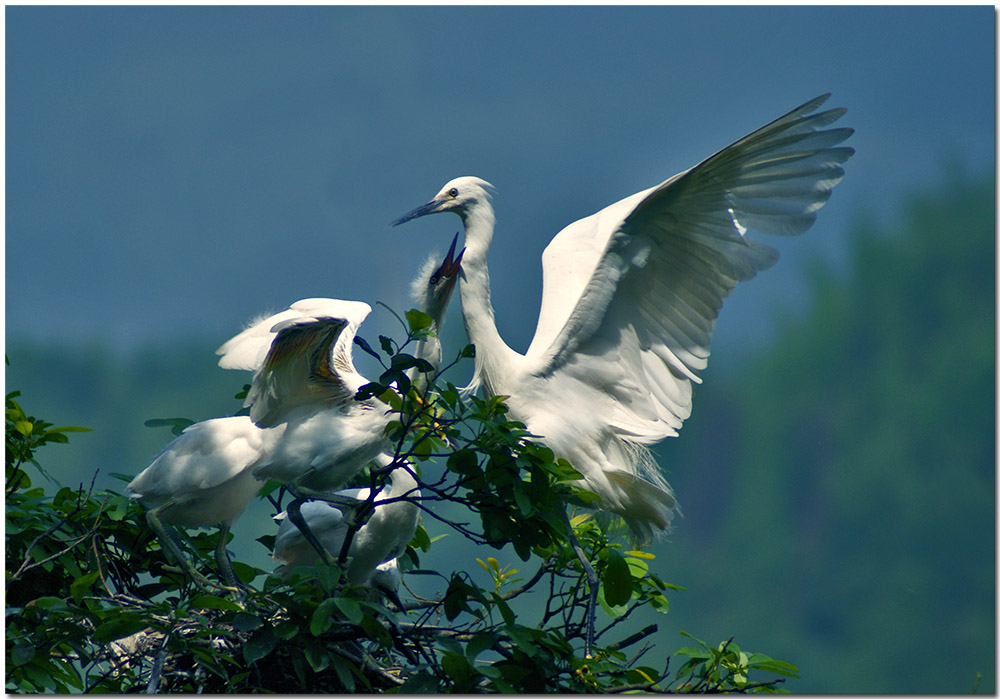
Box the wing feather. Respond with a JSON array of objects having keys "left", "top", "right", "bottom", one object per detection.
[
  {"left": 527, "top": 94, "right": 853, "bottom": 442},
  {"left": 217, "top": 298, "right": 370, "bottom": 372},
  {"left": 241, "top": 301, "right": 373, "bottom": 427}
]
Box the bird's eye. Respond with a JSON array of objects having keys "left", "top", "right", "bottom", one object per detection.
[
  {"left": 448, "top": 188, "right": 458, "bottom": 198},
  {"left": 429, "top": 274, "right": 441, "bottom": 285}
]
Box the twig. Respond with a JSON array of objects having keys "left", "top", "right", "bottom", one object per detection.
[
  {"left": 145, "top": 631, "right": 171, "bottom": 694},
  {"left": 330, "top": 645, "right": 404, "bottom": 688},
  {"left": 606, "top": 624, "right": 658, "bottom": 652},
  {"left": 7, "top": 491, "right": 111, "bottom": 585},
  {"left": 498, "top": 558, "right": 550, "bottom": 602}
]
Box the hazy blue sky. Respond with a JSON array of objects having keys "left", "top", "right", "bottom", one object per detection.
[{"left": 6, "top": 6, "right": 994, "bottom": 358}]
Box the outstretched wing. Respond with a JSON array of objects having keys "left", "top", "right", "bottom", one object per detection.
[
  {"left": 525, "top": 94, "right": 853, "bottom": 442},
  {"left": 241, "top": 301, "right": 372, "bottom": 427},
  {"left": 217, "top": 298, "right": 370, "bottom": 372}
]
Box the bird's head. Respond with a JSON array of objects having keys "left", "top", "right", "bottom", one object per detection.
[
  {"left": 392, "top": 176, "right": 494, "bottom": 225},
  {"left": 411, "top": 232, "right": 464, "bottom": 326}
]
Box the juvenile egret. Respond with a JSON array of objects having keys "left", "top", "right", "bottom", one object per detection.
[
  {"left": 393, "top": 94, "right": 854, "bottom": 540},
  {"left": 127, "top": 416, "right": 283, "bottom": 589},
  {"left": 265, "top": 239, "right": 468, "bottom": 583},
  {"left": 214, "top": 236, "right": 464, "bottom": 494},
  {"left": 371, "top": 558, "right": 402, "bottom": 596},
  {"left": 272, "top": 455, "right": 419, "bottom": 586},
  {"left": 408, "top": 234, "right": 465, "bottom": 384},
  {"left": 216, "top": 242, "right": 460, "bottom": 569}
]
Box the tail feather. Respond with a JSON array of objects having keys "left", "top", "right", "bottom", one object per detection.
[{"left": 603, "top": 469, "right": 682, "bottom": 543}]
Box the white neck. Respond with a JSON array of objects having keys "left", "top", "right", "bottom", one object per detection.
[{"left": 457, "top": 203, "right": 521, "bottom": 395}]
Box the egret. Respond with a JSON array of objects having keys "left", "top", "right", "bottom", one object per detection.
[
  {"left": 407, "top": 234, "right": 465, "bottom": 385},
  {"left": 271, "top": 454, "right": 419, "bottom": 586},
  {"left": 371, "top": 558, "right": 402, "bottom": 596},
  {"left": 127, "top": 416, "right": 283, "bottom": 590},
  {"left": 214, "top": 235, "right": 463, "bottom": 495},
  {"left": 216, "top": 241, "right": 461, "bottom": 568},
  {"left": 393, "top": 94, "right": 854, "bottom": 541}
]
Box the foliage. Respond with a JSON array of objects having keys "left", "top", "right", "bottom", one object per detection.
[
  {"left": 661, "top": 169, "right": 995, "bottom": 692},
  {"left": 5, "top": 316, "right": 799, "bottom": 693}
]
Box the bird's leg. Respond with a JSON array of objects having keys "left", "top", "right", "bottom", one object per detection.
[
  {"left": 561, "top": 506, "right": 598, "bottom": 657},
  {"left": 286, "top": 497, "right": 338, "bottom": 567},
  {"left": 145, "top": 506, "right": 215, "bottom": 593},
  {"left": 213, "top": 523, "right": 244, "bottom": 596},
  {"left": 286, "top": 482, "right": 369, "bottom": 550},
  {"left": 287, "top": 482, "right": 365, "bottom": 510},
  {"left": 335, "top": 497, "right": 376, "bottom": 567}
]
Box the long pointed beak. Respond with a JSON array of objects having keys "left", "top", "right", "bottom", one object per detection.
[{"left": 392, "top": 199, "right": 443, "bottom": 227}]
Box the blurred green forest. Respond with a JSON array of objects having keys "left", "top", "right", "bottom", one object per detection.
[{"left": 6, "top": 170, "right": 994, "bottom": 693}]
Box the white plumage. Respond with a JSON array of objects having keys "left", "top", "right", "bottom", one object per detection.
[
  {"left": 128, "top": 416, "right": 281, "bottom": 527},
  {"left": 217, "top": 300, "right": 386, "bottom": 492},
  {"left": 393, "top": 94, "right": 854, "bottom": 541},
  {"left": 215, "top": 243, "right": 460, "bottom": 589},
  {"left": 272, "top": 461, "right": 419, "bottom": 585},
  {"left": 215, "top": 240, "right": 462, "bottom": 494},
  {"left": 263, "top": 244, "right": 463, "bottom": 585},
  {"left": 127, "top": 415, "right": 284, "bottom": 588}
]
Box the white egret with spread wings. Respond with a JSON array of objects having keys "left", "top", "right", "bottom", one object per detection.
[{"left": 394, "top": 94, "right": 854, "bottom": 543}]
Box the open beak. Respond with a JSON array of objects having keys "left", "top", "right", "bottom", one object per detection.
[
  {"left": 431, "top": 233, "right": 465, "bottom": 287},
  {"left": 391, "top": 198, "right": 444, "bottom": 227}
]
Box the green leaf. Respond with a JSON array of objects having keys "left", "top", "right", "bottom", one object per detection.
[
  {"left": 747, "top": 654, "right": 801, "bottom": 678},
  {"left": 27, "top": 596, "right": 68, "bottom": 611},
  {"left": 602, "top": 549, "right": 633, "bottom": 607},
  {"left": 493, "top": 594, "right": 516, "bottom": 627},
  {"left": 448, "top": 449, "right": 481, "bottom": 478},
  {"left": 69, "top": 571, "right": 99, "bottom": 604},
  {"left": 13, "top": 420, "right": 33, "bottom": 436},
  {"left": 232, "top": 561, "right": 257, "bottom": 583},
  {"left": 11, "top": 643, "right": 36, "bottom": 666},
  {"left": 465, "top": 631, "right": 497, "bottom": 662},
  {"left": 242, "top": 626, "right": 278, "bottom": 664},
  {"left": 379, "top": 335, "right": 395, "bottom": 356},
  {"left": 355, "top": 381, "right": 388, "bottom": 401},
  {"left": 441, "top": 652, "right": 473, "bottom": 685},
  {"left": 353, "top": 335, "right": 380, "bottom": 361},
  {"left": 505, "top": 625, "right": 538, "bottom": 657},
  {"left": 333, "top": 597, "right": 364, "bottom": 625},
  {"left": 650, "top": 593, "right": 670, "bottom": 614},
  {"left": 410, "top": 524, "right": 432, "bottom": 551},
  {"left": 46, "top": 425, "right": 92, "bottom": 434},
  {"left": 512, "top": 486, "right": 533, "bottom": 516},
  {"left": 444, "top": 578, "right": 471, "bottom": 621},
  {"left": 406, "top": 308, "right": 434, "bottom": 332},
  {"left": 232, "top": 612, "right": 264, "bottom": 632},
  {"left": 310, "top": 598, "right": 338, "bottom": 636},
  {"left": 93, "top": 614, "right": 150, "bottom": 644},
  {"left": 360, "top": 613, "right": 392, "bottom": 646},
  {"left": 272, "top": 619, "right": 299, "bottom": 640},
  {"left": 330, "top": 654, "right": 357, "bottom": 692},
  {"left": 303, "top": 640, "right": 331, "bottom": 672},
  {"left": 143, "top": 417, "right": 194, "bottom": 436}
]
